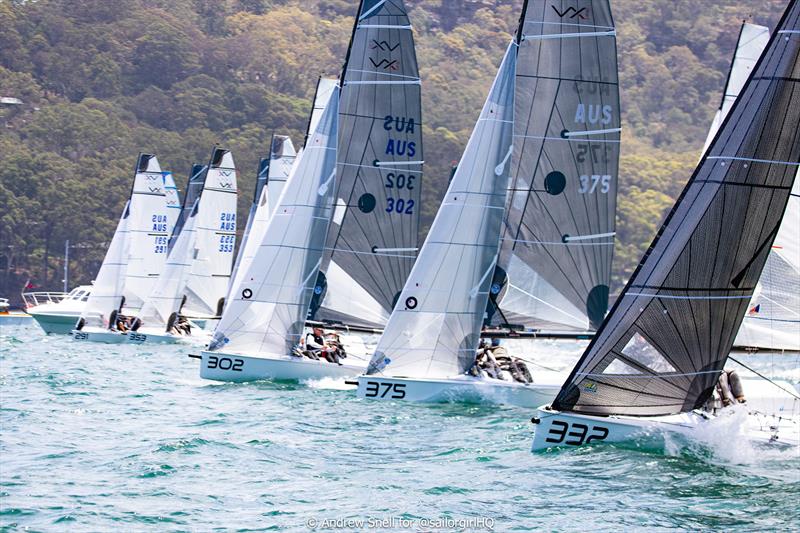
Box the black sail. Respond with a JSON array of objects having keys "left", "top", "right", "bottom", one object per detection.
[
  {"left": 553, "top": 0, "right": 800, "bottom": 417},
  {"left": 491, "top": 0, "right": 620, "bottom": 332},
  {"left": 316, "top": 0, "right": 423, "bottom": 326}
]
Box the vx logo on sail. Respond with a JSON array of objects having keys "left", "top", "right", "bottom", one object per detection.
[
  {"left": 369, "top": 58, "right": 399, "bottom": 71},
  {"left": 371, "top": 39, "right": 400, "bottom": 52},
  {"left": 551, "top": 6, "right": 588, "bottom": 19}
]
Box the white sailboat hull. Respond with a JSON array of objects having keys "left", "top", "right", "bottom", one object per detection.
[
  {"left": 71, "top": 328, "right": 127, "bottom": 344},
  {"left": 126, "top": 327, "right": 210, "bottom": 345},
  {"left": 0, "top": 312, "right": 33, "bottom": 327},
  {"left": 355, "top": 374, "right": 561, "bottom": 408},
  {"left": 28, "top": 310, "right": 81, "bottom": 334},
  {"left": 199, "top": 350, "right": 366, "bottom": 383},
  {"left": 531, "top": 407, "right": 799, "bottom": 452}
]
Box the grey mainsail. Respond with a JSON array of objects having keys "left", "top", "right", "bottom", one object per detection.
[
  {"left": 552, "top": 2, "right": 800, "bottom": 417},
  {"left": 490, "top": 0, "right": 620, "bottom": 332},
  {"left": 314, "top": 0, "right": 423, "bottom": 328}
]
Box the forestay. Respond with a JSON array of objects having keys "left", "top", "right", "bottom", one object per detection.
[
  {"left": 367, "top": 43, "right": 517, "bottom": 378},
  {"left": 315, "top": 0, "right": 423, "bottom": 328},
  {"left": 182, "top": 149, "right": 238, "bottom": 318},
  {"left": 78, "top": 203, "right": 131, "bottom": 329},
  {"left": 552, "top": 4, "right": 800, "bottom": 417},
  {"left": 122, "top": 154, "right": 170, "bottom": 311},
  {"left": 491, "top": 0, "right": 620, "bottom": 332},
  {"left": 207, "top": 87, "right": 340, "bottom": 355}
]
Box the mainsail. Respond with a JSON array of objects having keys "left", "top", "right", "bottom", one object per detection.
[
  {"left": 367, "top": 42, "right": 517, "bottom": 378},
  {"left": 121, "top": 154, "right": 170, "bottom": 311},
  {"left": 78, "top": 202, "right": 131, "bottom": 329},
  {"left": 231, "top": 135, "right": 297, "bottom": 295},
  {"left": 491, "top": 0, "right": 621, "bottom": 332},
  {"left": 263, "top": 135, "right": 298, "bottom": 218},
  {"left": 315, "top": 0, "right": 423, "bottom": 329},
  {"left": 552, "top": 3, "right": 800, "bottom": 417},
  {"left": 208, "top": 87, "right": 340, "bottom": 355},
  {"left": 305, "top": 78, "right": 338, "bottom": 149},
  {"left": 182, "top": 149, "right": 238, "bottom": 318}
]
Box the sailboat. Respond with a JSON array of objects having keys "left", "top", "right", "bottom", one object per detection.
[
  {"left": 531, "top": 0, "right": 800, "bottom": 451},
  {"left": 197, "top": 0, "right": 424, "bottom": 383},
  {"left": 127, "top": 148, "right": 239, "bottom": 344},
  {"left": 310, "top": 0, "right": 424, "bottom": 331},
  {"left": 356, "top": 0, "right": 620, "bottom": 407},
  {"left": 73, "top": 154, "right": 169, "bottom": 343},
  {"left": 199, "top": 86, "right": 342, "bottom": 382}
]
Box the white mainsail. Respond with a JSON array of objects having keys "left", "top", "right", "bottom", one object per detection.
[
  {"left": 77, "top": 202, "right": 132, "bottom": 329},
  {"left": 264, "top": 135, "right": 298, "bottom": 218},
  {"left": 367, "top": 42, "right": 517, "bottom": 378},
  {"left": 182, "top": 149, "right": 238, "bottom": 318},
  {"left": 702, "top": 23, "right": 799, "bottom": 351},
  {"left": 701, "top": 23, "right": 770, "bottom": 156},
  {"left": 207, "top": 87, "right": 340, "bottom": 355},
  {"left": 122, "top": 154, "right": 170, "bottom": 311}
]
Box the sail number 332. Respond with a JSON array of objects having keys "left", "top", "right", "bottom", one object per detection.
[{"left": 545, "top": 420, "right": 608, "bottom": 446}]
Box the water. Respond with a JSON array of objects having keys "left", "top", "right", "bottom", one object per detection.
[{"left": 1, "top": 326, "right": 799, "bottom": 531}]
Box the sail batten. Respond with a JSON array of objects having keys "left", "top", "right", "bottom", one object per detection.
[{"left": 553, "top": 2, "right": 800, "bottom": 417}]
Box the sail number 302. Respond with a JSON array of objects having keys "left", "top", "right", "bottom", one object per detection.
[{"left": 363, "top": 381, "right": 406, "bottom": 399}]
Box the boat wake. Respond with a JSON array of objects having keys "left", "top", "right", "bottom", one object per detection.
[{"left": 303, "top": 376, "right": 355, "bottom": 390}]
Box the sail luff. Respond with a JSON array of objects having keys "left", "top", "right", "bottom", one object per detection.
[{"left": 552, "top": 1, "right": 800, "bottom": 417}]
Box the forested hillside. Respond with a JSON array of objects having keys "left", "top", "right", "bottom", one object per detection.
[{"left": 0, "top": 0, "right": 788, "bottom": 300}]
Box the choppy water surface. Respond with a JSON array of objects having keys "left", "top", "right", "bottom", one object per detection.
[{"left": 1, "top": 325, "right": 799, "bottom": 531}]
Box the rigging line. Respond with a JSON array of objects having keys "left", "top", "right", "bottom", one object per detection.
[
  {"left": 564, "top": 127, "right": 621, "bottom": 137},
  {"left": 728, "top": 355, "right": 800, "bottom": 401}
]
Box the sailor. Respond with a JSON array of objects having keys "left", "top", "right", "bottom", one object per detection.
[
  {"left": 303, "top": 327, "right": 326, "bottom": 360},
  {"left": 470, "top": 339, "right": 503, "bottom": 379},
  {"left": 490, "top": 338, "right": 533, "bottom": 384}
]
